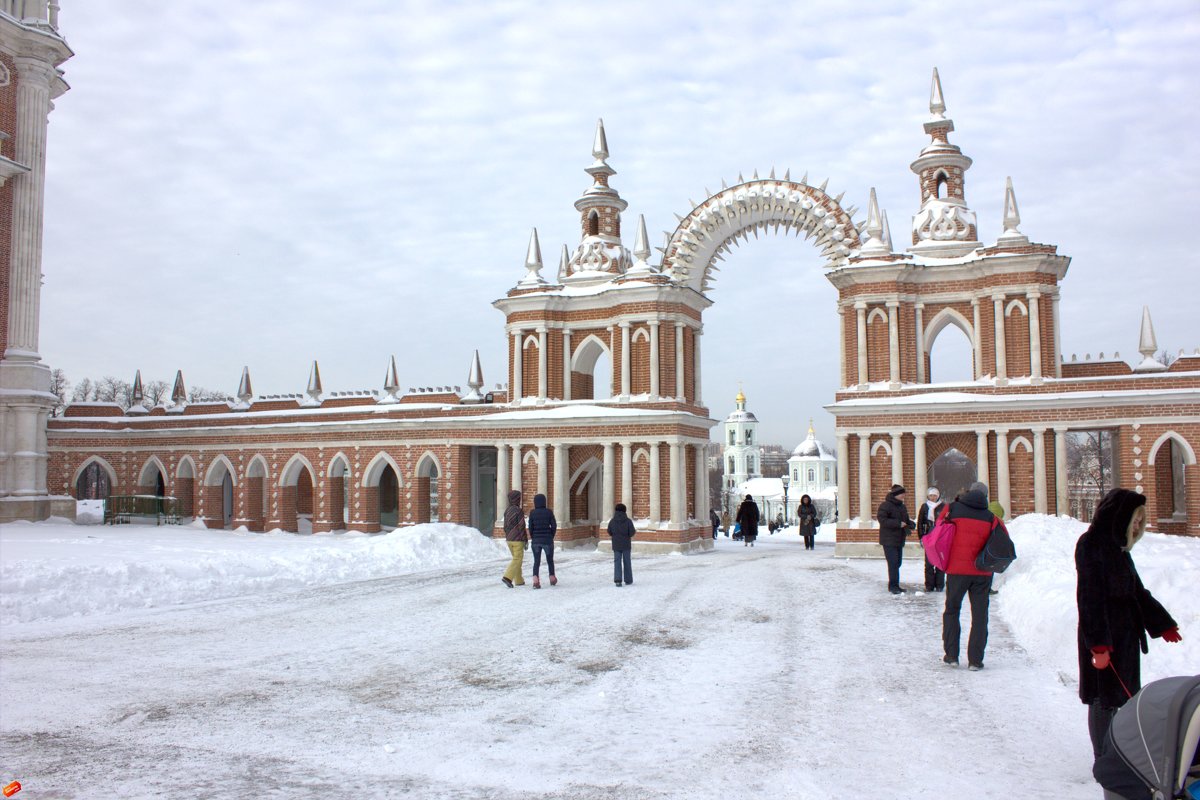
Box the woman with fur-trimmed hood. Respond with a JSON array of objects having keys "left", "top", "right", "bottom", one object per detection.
[{"left": 1075, "top": 487, "right": 1182, "bottom": 759}]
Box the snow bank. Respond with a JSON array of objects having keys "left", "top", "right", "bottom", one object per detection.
[
  {"left": 998, "top": 514, "right": 1199, "bottom": 686},
  {"left": 0, "top": 522, "right": 508, "bottom": 625}
]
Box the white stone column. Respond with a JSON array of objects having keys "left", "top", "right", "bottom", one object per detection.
[
  {"left": 621, "top": 441, "right": 633, "bottom": 511},
  {"left": 890, "top": 431, "right": 903, "bottom": 487},
  {"left": 675, "top": 322, "right": 686, "bottom": 401},
  {"left": 914, "top": 432, "right": 927, "bottom": 502},
  {"left": 669, "top": 442, "right": 683, "bottom": 524},
  {"left": 553, "top": 443, "right": 568, "bottom": 524},
  {"left": 649, "top": 321, "right": 660, "bottom": 399},
  {"left": 971, "top": 299, "right": 983, "bottom": 379},
  {"left": 619, "top": 322, "right": 631, "bottom": 399},
  {"left": 602, "top": 443, "right": 615, "bottom": 521},
  {"left": 855, "top": 302, "right": 868, "bottom": 387},
  {"left": 993, "top": 294, "right": 1008, "bottom": 383},
  {"left": 858, "top": 434, "right": 871, "bottom": 522},
  {"left": 537, "top": 443, "right": 548, "bottom": 497},
  {"left": 1032, "top": 428, "right": 1048, "bottom": 514},
  {"left": 693, "top": 327, "right": 703, "bottom": 405},
  {"left": 887, "top": 300, "right": 900, "bottom": 386},
  {"left": 496, "top": 444, "right": 510, "bottom": 526},
  {"left": 996, "top": 429, "right": 1010, "bottom": 518},
  {"left": 1028, "top": 291, "right": 1043, "bottom": 381},
  {"left": 915, "top": 303, "right": 926, "bottom": 384},
  {"left": 511, "top": 331, "right": 523, "bottom": 402},
  {"left": 694, "top": 443, "right": 707, "bottom": 522},
  {"left": 537, "top": 327, "right": 548, "bottom": 401},
  {"left": 562, "top": 329, "right": 572, "bottom": 401},
  {"left": 976, "top": 430, "right": 989, "bottom": 488},
  {"left": 836, "top": 432, "right": 850, "bottom": 523},
  {"left": 649, "top": 442, "right": 661, "bottom": 524},
  {"left": 511, "top": 444, "right": 522, "bottom": 497},
  {"left": 1054, "top": 427, "right": 1069, "bottom": 515}
]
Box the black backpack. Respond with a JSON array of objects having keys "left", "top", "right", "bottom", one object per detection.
[{"left": 975, "top": 519, "right": 1017, "bottom": 573}]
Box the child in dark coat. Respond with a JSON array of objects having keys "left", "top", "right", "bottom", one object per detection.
[{"left": 607, "top": 503, "right": 636, "bottom": 586}]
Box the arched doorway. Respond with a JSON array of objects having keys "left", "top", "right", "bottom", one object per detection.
[
  {"left": 327, "top": 455, "right": 350, "bottom": 531},
  {"left": 925, "top": 309, "right": 975, "bottom": 383},
  {"left": 415, "top": 455, "right": 440, "bottom": 523},
  {"left": 928, "top": 448, "right": 976, "bottom": 505},
  {"left": 75, "top": 459, "right": 114, "bottom": 500},
  {"left": 203, "top": 456, "right": 237, "bottom": 529},
  {"left": 1150, "top": 433, "right": 1195, "bottom": 534},
  {"left": 245, "top": 456, "right": 269, "bottom": 532},
  {"left": 279, "top": 455, "right": 317, "bottom": 533},
  {"left": 569, "top": 458, "right": 603, "bottom": 524},
  {"left": 379, "top": 465, "right": 399, "bottom": 528}
]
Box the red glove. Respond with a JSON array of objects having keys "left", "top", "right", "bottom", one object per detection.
[
  {"left": 1091, "top": 647, "right": 1111, "bottom": 669},
  {"left": 1162, "top": 627, "right": 1182, "bottom": 643}
]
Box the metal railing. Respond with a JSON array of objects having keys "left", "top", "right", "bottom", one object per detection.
[{"left": 104, "top": 495, "right": 181, "bottom": 526}]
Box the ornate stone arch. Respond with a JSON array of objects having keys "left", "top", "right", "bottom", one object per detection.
[
  {"left": 870, "top": 440, "right": 892, "bottom": 457},
  {"left": 278, "top": 453, "right": 317, "bottom": 487},
  {"left": 631, "top": 327, "right": 650, "bottom": 344},
  {"left": 571, "top": 333, "right": 610, "bottom": 372},
  {"left": 521, "top": 449, "right": 539, "bottom": 465},
  {"left": 203, "top": 455, "right": 238, "bottom": 487},
  {"left": 175, "top": 455, "right": 197, "bottom": 479},
  {"left": 245, "top": 455, "right": 270, "bottom": 479},
  {"left": 414, "top": 451, "right": 442, "bottom": 479},
  {"left": 72, "top": 455, "right": 118, "bottom": 491},
  {"left": 1148, "top": 431, "right": 1197, "bottom": 466},
  {"left": 361, "top": 452, "right": 403, "bottom": 488},
  {"left": 662, "top": 177, "right": 862, "bottom": 292},
  {"left": 866, "top": 307, "right": 888, "bottom": 326},
  {"left": 1009, "top": 436, "right": 1032, "bottom": 453},
  {"left": 136, "top": 455, "right": 168, "bottom": 487},
  {"left": 633, "top": 447, "right": 650, "bottom": 463},
  {"left": 923, "top": 307, "right": 974, "bottom": 353},
  {"left": 326, "top": 451, "right": 351, "bottom": 478},
  {"left": 1005, "top": 298, "right": 1028, "bottom": 317}
]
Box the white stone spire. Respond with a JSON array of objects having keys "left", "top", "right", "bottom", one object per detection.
[
  {"left": 1134, "top": 306, "right": 1167, "bottom": 372},
  {"left": 592, "top": 118, "right": 609, "bottom": 164},
  {"left": 557, "top": 244, "right": 570, "bottom": 283},
  {"left": 996, "top": 176, "right": 1029, "bottom": 246},
  {"left": 237, "top": 366, "right": 253, "bottom": 403},
  {"left": 517, "top": 228, "right": 547, "bottom": 286},
  {"left": 881, "top": 210, "right": 893, "bottom": 251},
  {"left": 306, "top": 360, "right": 323, "bottom": 402},
  {"left": 380, "top": 356, "right": 400, "bottom": 403},
  {"left": 462, "top": 350, "right": 485, "bottom": 403},
  {"left": 127, "top": 369, "right": 148, "bottom": 415},
  {"left": 929, "top": 67, "right": 946, "bottom": 119},
  {"left": 858, "top": 188, "right": 891, "bottom": 256},
  {"left": 625, "top": 214, "right": 657, "bottom": 277},
  {"left": 167, "top": 370, "right": 187, "bottom": 413}
]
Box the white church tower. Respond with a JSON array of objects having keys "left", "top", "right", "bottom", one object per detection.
[
  {"left": 721, "top": 389, "right": 761, "bottom": 511},
  {"left": 0, "top": 3, "right": 74, "bottom": 523}
]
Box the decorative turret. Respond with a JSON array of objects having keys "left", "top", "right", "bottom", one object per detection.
[
  {"left": 380, "top": 356, "right": 400, "bottom": 403},
  {"left": 565, "top": 118, "right": 631, "bottom": 282},
  {"left": 995, "top": 176, "right": 1029, "bottom": 247},
  {"left": 909, "top": 68, "right": 980, "bottom": 257},
  {"left": 127, "top": 369, "right": 148, "bottom": 415},
  {"left": 1134, "top": 307, "right": 1167, "bottom": 372}
]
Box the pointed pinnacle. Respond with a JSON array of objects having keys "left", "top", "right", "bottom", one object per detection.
[
  {"left": 930, "top": 67, "right": 946, "bottom": 117},
  {"left": 752, "top": 169, "right": 759, "bottom": 180},
  {"left": 833, "top": 191, "right": 845, "bottom": 205},
  {"left": 800, "top": 172, "right": 808, "bottom": 186},
  {"left": 633, "top": 214, "right": 650, "bottom": 261},
  {"left": 721, "top": 178, "right": 728, "bottom": 190},
  {"left": 769, "top": 167, "right": 776, "bottom": 180},
  {"left": 818, "top": 178, "right": 829, "bottom": 193},
  {"left": 1003, "top": 176, "right": 1022, "bottom": 231},
  {"left": 525, "top": 228, "right": 543, "bottom": 268},
  {"left": 592, "top": 118, "right": 609, "bottom": 160},
  {"left": 738, "top": 173, "right": 744, "bottom": 184},
  {"left": 384, "top": 356, "right": 399, "bottom": 392},
  {"left": 784, "top": 168, "right": 791, "bottom": 181},
  {"left": 238, "top": 366, "right": 253, "bottom": 401}
]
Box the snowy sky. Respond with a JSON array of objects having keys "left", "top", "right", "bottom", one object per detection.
[{"left": 38, "top": 1, "right": 1200, "bottom": 449}]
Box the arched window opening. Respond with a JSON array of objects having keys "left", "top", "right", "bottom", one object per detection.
[
  {"left": 570, "top": 336, "right": 613, "bottom": 400},
  {"left": 379, "top": 465, "right": 399, "bottom": 528},
  {"left": 1065, "top": 430, "right": 1116, "bottom": 522},
  {"left": 935, "top": 171, "right": 948, "bottom": 199},
  {"left": 587, "top": 210, "right": 599, "bottom": 237},
  {"left": 927, "top": 321, "right": 974, "bottom": 383},
  {"left": 416, "top": 457, "right": 440, "bottom": 524},
  {"left": 76, "top": 462, "right": 111, "bottom": 500}
]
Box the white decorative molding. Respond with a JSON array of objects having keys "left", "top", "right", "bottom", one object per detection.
[
  {"left": 1147, "top": 431, "right": 1197, "bottom": 466},
  {"left": 1004, "top": 298, "right": 1029, "bottom": 317},
  {"left": 869, "top": 439, "right": 892, "bottom": 457}
]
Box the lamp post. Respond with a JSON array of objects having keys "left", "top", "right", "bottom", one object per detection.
[{"left": 781, "top": 473, "right": 790, "bottom": 526}]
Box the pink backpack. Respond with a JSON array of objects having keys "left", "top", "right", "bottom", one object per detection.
[{"left": 922, "top": 519, "right": 957, "bottom": 571}]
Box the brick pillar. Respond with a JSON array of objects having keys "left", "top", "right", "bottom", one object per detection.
[
  {"left": 280, "top": 485, "right": 298, "bottom": 532},
  {"left": 415, "top": 476, "right": 431, "bottom": 523},
  {"left": 176, "top": 477, "right": 194, "bottom": 517},
  {"left": 327, "top": 477, "right": 345, "bottom": 531},
  {"left": 246, "top": 476, "right": 265, "bottom": 532},
  {"left": 359, "top": 485, "right": 381, "bottom": 533},
  {"left": 203, "top": 484, "right": 224, "bottom": 529}
]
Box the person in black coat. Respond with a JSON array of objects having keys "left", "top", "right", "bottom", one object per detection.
[
  {"left": 527, "top": 493, "right": 557, "bottom": 589},
  {"left": 735, "top": 494, "right": 760, "bottom": 547},
  {"left": 877, "top": 484, "right": 916, "bottom": 594},
  {"left": 917, "top": 486, "right": 947, "bottom": 591},
  {"left": 1076, "top": 487, "right": 1181, "bottom": 760},
  {"left": 607, "top": 503, "right": 636, "bottom": 586},
  {"left": 709, "top": 508, "right": 720, "bottom": 540},
  {"left": 797, "top": 494, "right": 818, "bottom": 550}
]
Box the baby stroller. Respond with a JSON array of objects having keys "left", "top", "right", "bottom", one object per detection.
[{"left": 1094, "top": 674, "right": 1200, "bottom": 800}]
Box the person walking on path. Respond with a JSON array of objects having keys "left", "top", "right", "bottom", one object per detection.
[
  {"left": 797, "top": 494, "right": 818, "bottom": 550},
  {"left": 528, "top": 493, "right": 557, "bottom": 589},
  {"left": 1075, "top": 487, "right": 1181, "bottom": 760},
  {"left": 917, "top": 487, "right": 946, "bottom": 592},
  {"left": 721, "top": 510, "right": 731, "bottom": 537},
  {"left": 607, "top": 503, "right": 636, "bottom": 586},
  {"left": 501, "top": 489, "right": 527, "bottom": 588},
  {"left": 877, "top": 484, "right": 916, "bottom": 594},
  {"left": 709, "top": 508, "right": 720, "bottom": 540},
  {"left": 736, "top": 494, "right": 760, "bottom": 547},
  {"left": 940, "top": 481, "right": 1001, "bottom": 669}
]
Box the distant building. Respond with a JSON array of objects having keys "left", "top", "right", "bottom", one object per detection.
[
  {"left": 787, "top": 422, "right": 837, "bottom": 499},
  {"left": 721, "top": 389, "right": 760, "bottom": 512}
]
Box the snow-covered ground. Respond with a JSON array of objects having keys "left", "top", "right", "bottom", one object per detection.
[{"left": 1, "top": 512, "right": 1195, "bottom": 798}]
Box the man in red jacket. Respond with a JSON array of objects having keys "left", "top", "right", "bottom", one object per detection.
[{"left": 940, "top": 481, "right": 1002, "bottom": 670}]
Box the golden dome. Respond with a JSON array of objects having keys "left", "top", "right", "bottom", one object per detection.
[{"left": 735, "top": 389, "right": 746, "bottom": 404}]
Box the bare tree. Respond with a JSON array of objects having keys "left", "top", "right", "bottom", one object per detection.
[
  {"left": 71, "top": 377, "right": 94, "bottom": 403},
  {"left": 92, "top": 376, "right": 134, "bottom": 408},
  {"left": 1156, "top": 348, "right": 1177, "bottom": 368},
  {"left": 188, "top": 386, "right": 232, "bottom": 403},
  {"left": 48, "top": 368, "right": 70, "bottom": 416},
  {"left": 144, "top": 380, "right": 170, "bottom": 407}
]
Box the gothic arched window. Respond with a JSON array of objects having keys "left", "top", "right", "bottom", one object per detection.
[{"left": 587, "top": 211, "right": 600, "bottom": 237}]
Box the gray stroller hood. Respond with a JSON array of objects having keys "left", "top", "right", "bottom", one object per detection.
[{"left": 1095, "top": 675, "right": 1200, "bottom": 800}]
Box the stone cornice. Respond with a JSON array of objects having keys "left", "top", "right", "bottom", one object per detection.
[{"left": 826, "top": 250, "right": 1070, "bottom": 291}]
